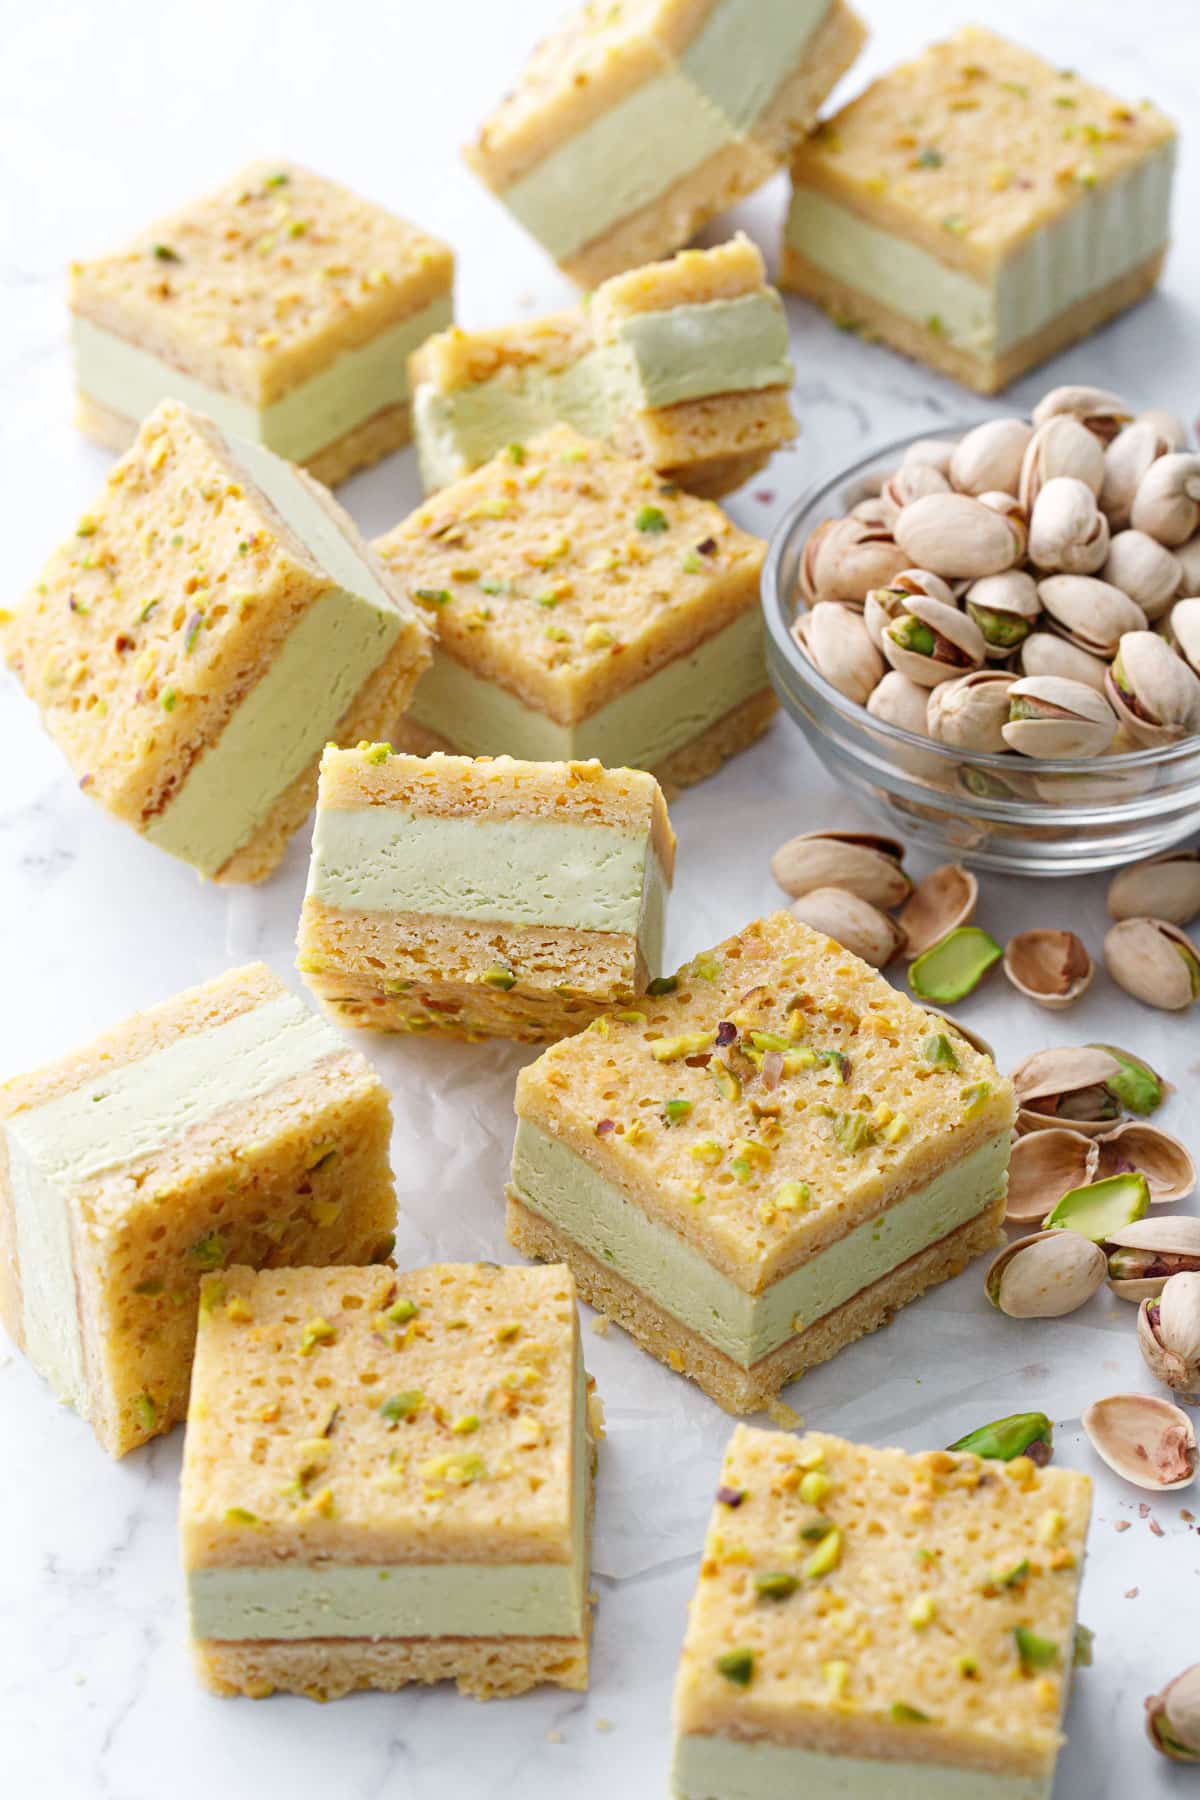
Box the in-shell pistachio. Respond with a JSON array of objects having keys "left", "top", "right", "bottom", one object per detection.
[
  {"left": 770, "top": 832, "right": 911, "bottom": 908},
  {"left": 1130, "top": 451, "right": 1200, "bottom": 547},
  {"left": 1028, "top": 477, "right": 1110, "bottom": 575},
  {"left": 986, "top": 1229, "right": 1106, "bottom": 1318},
  {"left": 1082, "top": 1392, "right": 1197, "bottom": 1491},
  {"left": 801, "top": 514, "right": 909, "bottom": 606},
  {"left": 892, "top": 492, "right": 1025, "bottom": 580},
  {"left": 1010, "top": 1045, "right": 1124, "bottom": 1136},
  {"left": 1003, "top": 929, "right": 1094, "bottom": 1009},
  {"left": 1018, "top": 631, "right": 1109, "bottom": 693},
  {"left": 1006, "top": 1129, "right": 1098, "bottom": 1226},
  {"left": 946, "top": 1412, "right": 1053, "bottom": 1463},
  {"left": 1019, "top": 415, "right": 1105, "bottom": 512},
  {"left": 1106, "top": 630, "right": 1200, "bottom": 746},
  {"left": 950, "top": 418, "right": 1033, "bottom": 497},
  {"left": 1171, "top": 595, "right": 1200, "bottom": 676},
  {"left": 902, "top": 437, "right": 958, "bottom": 476},
  {"left": 793, "top": 603, "right": 884, "bottom": 705},
  {"left": 1036, "top": 573, "right": 1147, "bottom": 658},
  {"left": 1001, "top": 675, "right": 1117, "bottom": 759},
  {"left": 1107, "top": 852, "right": 1200, "bottom": 927},
  {"left": 789, "top": 888, "right": 905, "bottom": 968},
  {"left": 1146, "top": 1664, "right": 1200, "bottom": 1763},
  {"left": 1106, "top": 1218, "right": 1200, "bottom": 1303},
  {"left": 1100, "top": 419, "right": 1173, "bottom": 531},
  {"left": 1032, "top": 386, "right": 1132, "bottom": 444},
  {"left": 880, "top": 593, "right": 987, "bottom": 687},
  {"left": 908, "top": 926, "right": 1002, "bottom": 1003},
  {"left": 1043, "top": 1170, "right": 1151, "bottom": 1240},
  {"left": 1104, "top": 917, "right": 1200, "bottom": 1011},
  {"left": 881, "top": 462, "right": 950, "bottom": 513},
  {"left": 1138, "top": 1273, "right": 1200, "bottom": 1404},
  {"left": 927, "top": 669, "right": 1017, "bottom": 753},
  {"left": 1102, "top": 530, "right": 1182, "bottom": 619},
  {"left": 898, "top": 864, "right": 978, "bottom": 959},
  {"left": 1084, "top": 1044, "right": 1169, "bottom": 1115},
  {"left": 964, "top": 570, "right": 1041, "bottom": 657}
]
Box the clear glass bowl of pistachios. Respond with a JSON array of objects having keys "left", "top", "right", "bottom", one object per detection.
[{"left": 763, "top": 403, "right": 1200, "bottom": 876}]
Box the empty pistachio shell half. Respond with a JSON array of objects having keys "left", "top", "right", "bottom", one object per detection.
[
  {"left": 793, "top": 602, "right": 884, "bottom": 705},
  {"left": 1006, "top": 1129, "right": 1098, "bottom": 1226},
  {"left": 1104, "top": 917, "right": 1200, "bottom": 1011},
  {"left": 908, "top": 926, "right": 1002, "bottom": 1004},
  {"left": 1095, "top": 1124, "right": 1195, "bottom": 1206},
  {"left": 1146, "top": 1664, "right": 1200, "bottom": 1762},
  {"left": 1082, "top": 1392, "right": 1198, "bottom": 1491},
  {"left": 789, "top": 888, "right": 905, "bottom": 968},
  {"left": 946, "top": 1412, "right": 1053, "bottom": 1462},
  {"left": 1100, "top": 419, "right": 1173, "bottom": 530},
  {"left": 1170, "top": 595, "right": 1200, "bottom": 675},
  {"left": 1106, "top": 630, "right": 1200, "bottom": 746},
  {"left": 1102, "top": 530, "right": 1182, "bottom": 619},
  {"left": 1043, "top": 1170, "right": 1151, "bottom": 1240},
  {"left": 897, "top": 864, "right": 978, "bottom": 959},
  {"left": 892, "top": 492, "right": 1025, "bottom": 580},
  {"left": 1003, "top": 930, "right": 1094, "bottom": 1009},
  {"left": 986, "top": 1229, "right": 1106, "bottom": 1318},
  {"left": 1019, "top": 414, "right": 1106, "bottom": 512},
  {"left": 1130, "top": 451, "right": 1200, "bottom": 547},
  {"left": 1011, "top": 1045, "right": 1124, "bottom": 1136},
  {"left": 1084, "top": 1043, "right": 1170, "bottom": 1115},
  {"left": 1028, "top": 477, "right": 1110, "bottom": 575},
  {"left": 770, "top": 832, "right": 912, "bottom": 909},
  {"left": 1108, "top": 851, "right": 1200, "bottom": 927},
  {"left": 1018, "top": 630, "right": 1109, "bottom": 693},
  {"left": 1036, "top": 573, "right": 1147, "bottom": 657},
  {"left": 927, "top": 669, "right": 1017, "bottom": 753},
  {"left": 1138, "top": 1273, "right": 1200, "bottom": 1403},
  {"left": 880, "top": 593, "right": 987, "bottom": 687},
  {"left": 1106, "top": 1218, "right": 1200, "bottom": 1303},
  {"left": 1033, "top": 385, "right": 1132, "bottom": 444},
  {"left": 1002, "top": 675, "right": 1118, "bottom": 759},
  {"left": 949, "top": 419, "right": 1033, "bottom": 498}
]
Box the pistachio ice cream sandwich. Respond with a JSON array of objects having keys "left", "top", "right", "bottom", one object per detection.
[
  {"left": 298, "top": 746, "right": 675, "bottom": 1042},
  {"left": 69, "top": 160, "right": 454, "bottom": 485},
  {"left": 672, "top": 1425, "right": 1091, "bottom": 1800},
  {"left": 508, "top": 912, "right": 1014, "bottom": 1413},
  {"left": 181, "top": 1261, "right": 598, "bottom": 1700},
  {"left": 782, "top": 27, "right": 1177, "bottom": 394}
]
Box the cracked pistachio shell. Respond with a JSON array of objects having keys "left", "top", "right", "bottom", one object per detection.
[
  {"left": 949, "top": 418, "right": 1034, "bottom": 498},
  {"left": 1106, "top": 1217, "right": 1200, "bottom": 1303},
  {"left": 1019, "top": 415, "right": 1106, "bottom": 512},
  {"left": 1138, "top": 1272, "right": 1200, "bottom": 1403},
  {"left": 770, "top": 832, "right": 911, "bottom": 908},
  {"left": 1170, "top": 595, "right": 1200, "bottom": 676},
  {"left": 1146, "top": 1664, "right": 1200, "bottom": 1762},
  {"left": 1036, "top": 574, "right": 1147, "bottom": 657},
  {"left": 1130, "top": 451, "right": 1200, "bottom": 548},
  {"left": 908, "top": 925, "right": 1001, "bottom": 1003},
  {"left": 898, "top": 864, "right": 978, "bottom": 959},
  {"left": 1003, "top": 930, "right": 1094, "bottom": 1009},
  {"left": 1106, "top": 630, "right": 1200, "bottom": 746},
  {"left": 1100, "top": 419, "right": 1173, "bottom": 531},
  {"left": 1033, "top": 385, "right": 1132, "bottom": 444},
  {"left": 1018, "top": 630, "right": 1109, "bottom": 693},
  {"left": 793, "top": 602, "right": 884, "bottom": 706},
  {"left": 881, "top": 593, "right": 987, "bottom": 687},
  {"left": 1011, "top": 1045, "right": 1124, "bottom": 1136},
  {"left": 1006, "top": 1129, "right": 1098, "bottom": 1225},
  {"left": 927, "top": 669, "right": 1016, "bottom": 753},
  {"left": 1043, "top": 1170, "right": 1151, "bottom": 1240},
  {"left": 986, "top": 1229, "right": 1106, "bottom": 1318},
  {"left": 1102, "top": 530, "right": 1182, "bottom": 619},
  {"left": 1002, "top": 675, "right": 1118, "bottom": 758},
  {"left": 801, "top": 515, "right": 908, "bottom": 606},
  {"left": 946, "top": 1412, "right": 1053, "bottom": 1462},
  {"left": 965, "top": 570, "right": 1041, "bottom": 657},
  {"left": 1082, "top": 1392, "right": 1198, "bottom": 1491},
  {"left": 977, "top": 490, "right": 1030, "bottom": 561},
  {"left": 1108, "top": 851, "right": 1200, "bottom": 927},
  {"left": 1028, "top": 478, "right": 1111, "bottom": 575},
  {"left": 892, "top": 492, "right": 1024, "bottom": 581},
  {"left": 788, "top": 887, "right": 905, "bottom": 968},
  {"left": 863, "top": 570, "right": 956, "bottom": 649},
  {"left": 1095, "top": 1124, "right": 1195, "bottom": 1205},
  {"left": 1104, "top": 917, "right": 1200, "bottom": 1011}
]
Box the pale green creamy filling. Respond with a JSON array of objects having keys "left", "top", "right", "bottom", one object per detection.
[
  {"left": 306, "top": 810, "right": 668, "bottom": 963},
  {"left": 786, "top": 142, "right": 1175, "bottom": 356},
  {"left": 190, "top": 1356, "right": 589, "bottom": 1642},
  {"left": 510, "top": 1125, "right": 1009, "bottom": 1367},
  {"left": 500, "top": 0, "right": 830, "bottom": 259},
  {"left": 72, "top": 294, "right": 452, "bottom": 462},
  {"left": 414, "top": 293, "right": 790, "bottom": 489},
  {"left": 145, "top": 435, "right": 402, "bottom": 875},
  {"left": 406, "top": 607, "right": 765, "bottom": 770},
  {"left": 5, "top": 992, "right": 339, "bottom": 1411},
  {"left": 673, "top": 1735, "right": 1051, "bottom": 1800}
]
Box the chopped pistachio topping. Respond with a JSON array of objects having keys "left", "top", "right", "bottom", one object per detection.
[
  {"left": 299, "top": 1317, "right": 336, "bottom": 1356},
  {"left": 419, "top": 1451, "right": 485, "bottom": 1486},
  {"left": 188, "top": 1230, "right": 227, "bottom": 1271},
  {"left": 651, "top": 1029, "right": 715, "bottom": 1063},
  {"left": 383, "top": 1297, "right": 419, "bottom": 1324},
  {"left": 134, "top": 1393, "right": 157, "bottom": 1433},
  {"left": 663, "top": 1098, "right": 693, "bottom": 1126},
  {"left": 754, "top": 1570, "right": 800, "bottom": 1600},
  {"left": 909, "top": 1594, "right": 937, "bottom": 1629},
  {"left": 647, "top": 975, "right": 678, "bottom": 995},
  {"left": 482, "top": 965, "right": 517, "bottom": 990},
  {"left": 802, "top": 1525, "right": 843, "bottom": 1580},
  {"left": 799, "top": 1470, "right": 834, "bottom": 1507},
  {"left": 224, "top": 1506, "right": 260, "bottom": 1526},
  {"left": 891, "top": 1701, "right": 933, "bottom": 1723},
  {"left": 379, "top": 1392, "right": 423, "bottom": 1424},
  {"left": 921, "top": 1032, "right": 960, "bottom": 1070},
  {"left": 1015, "top": 1626, "right": 1059, "bottom": 1672},
  {"left": 715, "top": 1647, "right": 755, "bottom": 1687},
  {"left": 635, "top": 505, "right": 669, "bottom": 534}
]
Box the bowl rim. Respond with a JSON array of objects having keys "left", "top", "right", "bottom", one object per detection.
[{"left": 761, "top": 423, "right": 1196, "bottom": 781}]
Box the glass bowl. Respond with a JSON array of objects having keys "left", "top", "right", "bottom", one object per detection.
[{"left": 762, "top": 427, "right": 1200, "bottom": 877}]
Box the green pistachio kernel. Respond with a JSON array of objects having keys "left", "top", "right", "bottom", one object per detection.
[
  {"left": 505, "top": 442, "right": 526, "bottom": 464},
  {"left": 920, "top": 1032, "right": 960, "bottom": 1070},
  {"left": 909, "top": 929, "right": 1002, "bottom": 1004},
  {"left": 754, "top": 1571, "right": 800, "bottom": 1600},
  {"left": 1015, "top": 1627, "right": 1059, "bottom": 1672},
  {"left": 967, "top": 603, "right": 1031, "bottom": 649},
  {"left": 959, "top": 1079, "right": 993, "bottom": 1120},
  {"left": 189, "top": 1230, "right": 228, "bottom": 1271},
  {"left": 832, "top": 1112, "right": 878, "bottom": 1154},
  {"left": 414, "top": 588, "right": 451, "bottom": 608},
  {"left": 948, "top": 1413, "right": 1054, "bottom": 1463},
  {"left": 775, "top": 1180, "right": 811, "bottom": 1213},
  {"left": 225, "top": 1506, "right": 260, "bottom": 1526},
  {"left": 663, "top": 1099, "right": 693, "bottom": 1126},
  {"left": 379, "top": 1392, "right": 423, "bottom": 1424},
  {"left": 482, "top": 965, "right": 517, "bottom": 990},
  {"left": 711, "top": 1058, "right": 742, "bottom": 1103},
  {"left": 715, "top": 1648, "right": 755, "bottom": 1687},
  {"left": 1043, "top": 1171, "right": 1150, "bottom": 1241},
  {"left": 799, "top": 1470, "right": 834, "bottom": 1506},
  {"left": 802, "top": 1525, "right": 843, "bottom": 1579},
  {"left": 635, "top": 505, "right": 669, "bottom": 533},
  {"left": 647, "top": 975, "right": 678, "bottom": 995},
  {"left": 134, "top": 1393, "right": 157, "bottom": 1433},
  {"left": 151, "top": 243, "right": 181, "bottom": 262},
  {"left": 383, "top": 1297, "right": 419, "bottom": 1324},
  {"left": 1086, "top": 1044, "right": 1167, "bottom": 1115},
  {"left": 888, "top": 617, "right": 937, "bottom": 657},
  {"left": 1073, "top": 1624, "right": 1095, "bottom": 1668},
  {"left": 997, "top": 1559, "right": 1031, "bottom": 1588},
  {"left": 800, "top": 1516, "right": 834, "bottom": 1542},
  {"left": 891, "top": 1701, "right": 933, "bottom": 1723}
]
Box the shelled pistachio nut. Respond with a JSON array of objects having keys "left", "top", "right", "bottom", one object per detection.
[
  {"left": 1002, "top": 675, "right": 1118, "bottom": 758},
  {"left": 793, "top": 602, "right": 884, "bottom": 705},
  {"left": 898, "top": 864, "right": 979, "bottom": 959},
  {"left": 770, "top": 831, "right": 911, "bottom": 908},
  {"left": 949, "top": 418, "right": 1033, "bottom": 497},
  {"left": 1011, "top": 1045, "right": 1124, "bottom": 1135},
  {"left": 1082, "top": 1392, "right": 1197, "bottom": 1491},
  {"left": 986, "top": 1229, "right": 1106, "bottom": 1318},
  {"left": 1018, "top": 631, "right": 1109, "bottom": 693},
  {"left": 1138, "top": 1273, "right": 1200, "bottom": 1403},
  {"left": 1019, "top": 415, "right": 1106, "bottom": 512},
  {"left": 1084, "top": 1043, "right": 1170, "bottom": 1115},
  {"left": 789, "top": 888, "right": 905, "bottom": 967},
  {"left": 946, "top": 1412, "right": 1053, "bottom": 1462},
  {"left": 1095, "top": 1124, "right": 1195, "bottom": 1205},
  {"left": 1003, "top": 930, "right": 1094, "bottom": 1009},
  {"left": 1043, "top": 1170, "right": 1150, "bottom": 1240},
  {"left": 880, "top": 593, "right": 987, "bottom": 686},
  {"left": 964, "top": 571, "right": 1041, "bottom": 658},
  {"left": 1170, "top": 596, "right": 1200, "bottom": 676},
  {"left": 1108, "top": 851, "right": 1200, "bottom": 927},
  {"left": 800, "top": 515, "right": 909, "bottom": 606},
  {"left": 927, "top": 669, "right": 1017, "bottom": 753},
  {"left": 1146, "top": 1664, "right": 1200, "bottom": 1762},
  {"left": 1107, "top": 630, "right": 1200, "bottom": 745},
  {"left": 1104, "top": 917, "right": 1200, "bottom": 1011},
  {"left": 1130, "top": 451, "right": 1200, "bottom": 547},
  {"left": 1028, "top": 477, "right": 1110, "bottom": 575},
  {"left": 1033, "top": 385, "right": 1132, "bottom": 443},
  {"left": 1006, "top": 1129, "right": 1098, "bottom": 1226},
  {"left": 1102, "top": 530, "right": 1182, "bottom": 619},
  {"left": 1036, "top": 573, "right": 1147, "bottom": 657},
  {"left": 1106, "top": 1218, "right": 1200, "bottom": 1303},
  {"left": 893, "top": 492, "right": 1025, "bottom": 580},
  {"left": 908, "top": 925, "right": 1001, "bottom": 1003},
  {"left": 1100, "top": 419, "right": 1173, "bottom": 531}
]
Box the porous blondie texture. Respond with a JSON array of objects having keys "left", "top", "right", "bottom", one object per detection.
[
  {"left": 183, "top": 1261, "right": 596, "bottom": 1699},
  {"left": 0, "top": 964, "right": 395, "bottom": 1457},
  {"left": 4, "top": 401, "right": 432, "bottom": 882},
  {"left": 673, "top": 1426, "right": 1091, "bottom": 1783},
  {"left": 70, "top": 159, "right": 453, "bottom": 481},
  {"left": 298, "top": 747, "right": 675, "bottom": 1042}
]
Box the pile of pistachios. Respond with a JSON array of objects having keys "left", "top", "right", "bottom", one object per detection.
[{"left": 794, "top": 385, "right": 1200, "bottom": 767}]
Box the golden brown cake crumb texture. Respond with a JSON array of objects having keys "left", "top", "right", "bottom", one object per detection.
[
  {"left": 373, "top": 423, "right": 763, "bottom": 725},
  {"left": 194, "top": 1630, "right": 590, "bottom": 1702},
  {"left": 70, "top": 160, "right": 453, "bottom": 403},
  {"left": 515, "top": 912, "right": 1014, "bottom": 1293},
  {"left": 674, "top": 1426, "right": 1091, "bottom": 1777}
]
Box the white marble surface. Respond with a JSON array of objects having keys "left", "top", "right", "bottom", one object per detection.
[{"left": 2, "top": 2, "right": 1199, "bottom": 1795}]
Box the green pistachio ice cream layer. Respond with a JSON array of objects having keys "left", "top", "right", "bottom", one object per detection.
[
  {"left": 672, "top": 1735, "right": 1052, "bottom": 1800},
  {"left": 510, "top": 1126, "right": 1010, "bottom": 1367}
]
